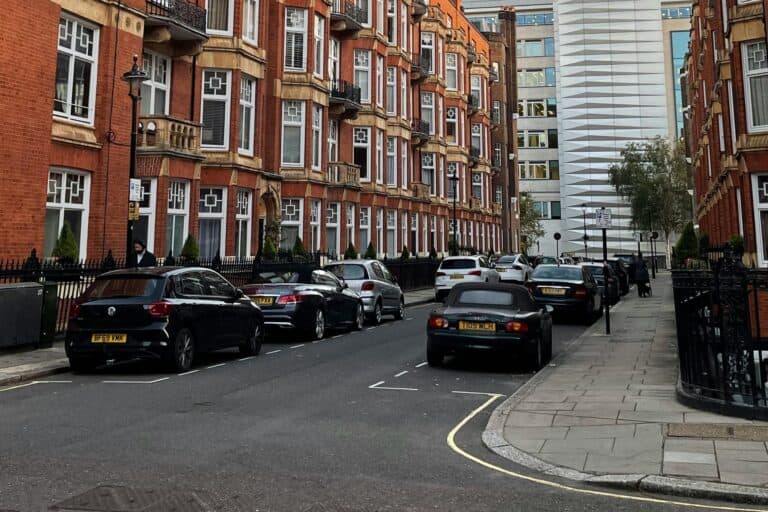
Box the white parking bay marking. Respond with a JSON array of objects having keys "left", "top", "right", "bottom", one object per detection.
[
  {"left": 451, "top": 390, "right": 506, "bottom": 397},
  {"left": 366, "top": 327, "right": 376, "bottom": 331},
  {"left": 238, "top": 356, "right": 255, "bottom": 362},
  {"left": 206, "top": 363, "right": 226, "bottom": 369},
  {"left": 415, "top": 362, "right": 428, "bottom": 368},
  {"left": 290, "top": 344, "right": 305, "bottom": 349},
  {"left": 266, "top": 349, "right": 282, "bottom": 355},
  {"left": 102, "top": 377, "right": 170, "bottom": 384},
  {"left": 178, "top": 370, "right": 200, "bottom": 376},
  {"left": 394, "top": 371, "right": 408, "bottom": 378},
  {"left": 35, "top": 380, "right": 73, "bottom": 384},
  {"left": 0, "top": 382, "right": 39, "bottom": 392},
  {"left": 369, "top": 380, "right": 418, "bottom": 391}
]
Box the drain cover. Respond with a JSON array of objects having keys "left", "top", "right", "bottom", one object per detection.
[{"left": 52, "top": 486, "right": 212, "bottom": 512}]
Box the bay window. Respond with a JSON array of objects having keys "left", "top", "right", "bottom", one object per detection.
[
  {"left": 360, "top": 206, "right": 371, "bottom": 251},
  {"left": 207, "top": 0, "right": 234, "bottom": 34},
  {"left": 353, "top": 127, "right": 371, "bottom": 181},
  {"left": 421, "top": 92, "right": 434, "bottom": 134},
  {"left": 446, "top": 52, "right": 457, "bottom": 89},
  {"left": 386, "top": 67, "right": 397, "bottom": 115},
  {"left": 281, "top": 100, "right": 305, "bottom": 166},
  {"left": 310, "top": 199, "right": 321, "bottom": 252},
  {"left": 311, "top": 104, "right": 323, "bottom": 170},
  {"left": 326, "top": 202, "right": 340, "bottom": 256},
  {"left": 386, "top": 210, "right": 397, "bottom": 257},
  {"left": 199, "top": 187, "right": 227, "bottom": 259},
  {"left": 201, "top": 69, "right": 231, "bottom": 149},
  {"left": 354, "top": 49, "right": 371, "bottom": 103},
  {"left": 421, "top": 32, "right": 434, "bottom": 73},
  {"left": 235, "top": 189, "right": 252, "bottom": 257},
  {"left": 141, "top": 51, "right": 170, "bottom": 115},
  {"left": 238, "top": 75, "right": 256, "bottom": 155},
  {"left": 280, "top": 198, "right": 303, "bottom": 250},
  {"left": 744, "top": 41, "right": 768, "bottom": 132},
  {"left": 386, "top": 137, "right": 397, "bottom": 186},
  {"left": 284, "top": 8, "right": 307, "bottom": 71},
  {"left": 166, "top": 180, "right": 190, "bottom": 258},
  {"left": 422, "top": 153, "right": 436, "bottom": 195},
  {"left": 314, "top": 14, "right": 325, "bottom": 78},
  {"left": 54, "top": 15, "right": 98, "bottom": 124},
  {"left": 44, "top": 169, "right": 91, "bottom": 259}
]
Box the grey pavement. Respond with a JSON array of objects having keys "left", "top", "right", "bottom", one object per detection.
[{"left": 485, "top": 272, "right": 768, "bottom": 495}]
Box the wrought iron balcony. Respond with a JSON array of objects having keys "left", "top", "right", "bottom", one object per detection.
[
  {"left": 467, "top": 45, "right": 477, "bottom": 64},
  {"left": 137, "top": 115, "right": 202, "bottom": 159},
  {"left": 327, "top": 162, "right": 362, "bottom": 188},
  {"left": 329, "top": 79, "right": 362, "bottom": 119},
  {"left": 145, "top": 0, "right": 208, "bottom": 46},
  {"left": 411, "top": 0, "right": 427, "bottom": 20},
  {"left": 469, "top": 146, "right": 481, "bottom": 167},
  {"left": 489, "top": 68, "right": 499, "bottom": 82},
  {"left": 411, "top": 118, "right": 430, "bottom": 147},
  {"left": 410, "top": 52, "right": 431, "bottom": 82},
  {"left": 331, "top": 0, "right": 366, "bottom": 34},
  {"left": 468, "top": 94, "right": 480, "bottom": 114}
]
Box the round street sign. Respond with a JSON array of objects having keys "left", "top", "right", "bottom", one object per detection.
[{"left": 554, "top": 232, "right": 561, "bottom": 240}]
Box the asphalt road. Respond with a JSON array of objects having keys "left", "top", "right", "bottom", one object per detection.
[{"left": 0, "top": 304, "right": 740, "bottom": 511}]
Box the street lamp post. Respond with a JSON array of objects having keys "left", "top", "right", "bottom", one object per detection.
[
  {"left": 449, "top": 173, "right": 459, "bottom": 256},
  {"left": 122, "top": 55, "right": 148, "bottom": 266},
  {"left": 581, "top": 204, "right": 588, "bottom": 260}
]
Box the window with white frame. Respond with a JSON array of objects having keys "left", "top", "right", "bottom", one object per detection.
[
  {"left": 447, "top": 162, "right": 457, "bottom": 199},
  {"left": 401, "top": 212, "right": 408, "bottom": 253},
  {"left": 235, "top": 189, "right": 252, "bottom": 257},
  {"left": 421, "top": 32, "right": 434, "bottom": 73},
  {"left": 353, "top": 127, "right": 371, "bottom": 181},
  {"left": 311, "top": 103, "right": 323, "bottom": 170},
  {"left": 386, "top": 210, "right": 397, "bottom": 257},
  {"left": 329, "top": 38, "right": 340, "bottom": 80},
  {"left": 326, "top": 202, "right": 340, "bottom": 256},
  {"left": 360, "top": 206, "right": 371, "bottom": 251},
  {"left": 376, "top": 129, "right": 384, "bottom": 183},
  {"left": 376, "top": 0, "right": 384, "bottom": 34},
  {"left": 135, "top": 178, "right": 156, "bottom": 253},
  {"left": 401, "top": 2, "right": 408, "bottom": 51},
  {"left": 280, "top": 198, "right": 303, "bottom": 250},
  {"left": 54, "top": 15, "right": 99, "bottom": 124},
  {"left": 386, "top": 137, "right": 397, "bottom": 186},
  {"left": 493, "top": 142, "right": 503, "bottom": 167},
  {"left": 518, "top": 160, "right": 559, "bottom": 180},
  {"left": 753, "top": 175, "right": 768, "bottom": 265},
  {"left": 284, "top": 8, "right": 307, "bottom": 71},
  {"left": 376, "top": 55, "right": 384, "bottom": 107},
  {"left": 439, "top": 216, "right": 445, "bottom": 254},
  {"left": 470, "top": 75, "right": 482, "bottom": 109},
  {"left": 199, "top": 187, "right": 227, "bottom": 259},
  {"left": 386, "top": 67, "right": 396, "bottom": 115},
  {"left": 458, "top": 54, "right": 465, "bottom": 93},
  {"left": 328, "top": 119, "right": 338, "bottom": 162},
  {"left": 281, "top": 100, "right": 305, "bottom": 166},
  {"left": 309, "top": 199, "right": 321, "bottom": 252},
  {"left": 387, "top": 0, "right": 397, "bottom": 44},
  {"left": 207, "top": 0, "right": 233, "bottom": 34},
  {"left": 471, "top": 123, "right": 482, "bottom": 156},
  {"left": 201, "top": 70, "right": 231, "bottom": 149},
  {"left": 141, "top": 51, "right": 170, "bottom": 115},
  {"left": 314, "top": 14, "right": 325, "bottom": 78},
  {"left": 471, "top": 172, "right": 483, "bottom": 200},
  {"left": 400, "top": 70, "right": 408, "bottom": 119},
  {"left": 422, "top": 213, "right": 428, "bottom": 255},
  {"left": 166, "top": 180, "right": 189, "bottom": 258},
  {"left": 430, "top": 216, "right": 436, "bottom": 252},
  {"left": 239, "top": 75, "right": 256, "bottom": 155},
  {"left": 437, "top": 37, "right": 443, "bottom": 79},
  {"left": 377, "top": 209, "right": 384, "bottom": 256},
  {"left": 354, "top": 49, "right": 371, "bottom": 103},
  {"left": 438, "top": 96, "right": 443, "bottom": 137},
  {"left": 438, "top": 154, "right": 444, "bottom": 198},
  {"left": 744, "top": 41, "right": 768, "bottom": 132},
  {"left": 44, "top": 169, "right": 90, "bottom": 259},
  {"left": 495, "top": 185, "right": 502, "bottom": 205},
  {"left": 410, "top": 213, "right": 419, "bottom": 253},
  {"left": 243, "top": 0, "right": 259, "bottom": 44},
  {"left": 346, "top": 203, "right": 356, "bottom": 249},
  {"left": 356, "top": 0, "right": 371, "bottom": 25},
  {"left": 422, "top": 153, "right": 436, "bottom": 195},
  {"left": 421, "top": 92, "right": 434, "bottom": 134},
  {"left": 401, "top": 139, "right": 408, "bottom": 190},
  {"left": 446, "top": 53, "right": 457, "bottom": 89},
  {"left": 446, "top": 107, "right": 458, "bottom": 144}
]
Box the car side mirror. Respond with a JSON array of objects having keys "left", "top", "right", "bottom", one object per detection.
[{"left": 235, "top": 288, "right": 245, "bottom": 298}]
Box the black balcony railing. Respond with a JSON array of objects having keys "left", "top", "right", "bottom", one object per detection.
[
  {"left": 330, "top": 79, "right": 362, "bottom": 105},
  {"left": 332, "top": 0, "right": 367, "bottom": 25},
  {"left": 146, "top": 0, "right": 207, "bottom": 33},
  {"left": 470, "top": 147, "right": 481, "bottom": 159},
  {"left": 412, "top": 52, "right": 431, "bottom": 75},
  {"left": 468, "top": 94, "right": 480, "bottom": 111},
  {"left": 412, "top": 118, "right": 430, "bottom": 136}
]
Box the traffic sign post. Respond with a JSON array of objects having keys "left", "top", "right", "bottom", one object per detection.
[
  {"left": 650, "top": 231, "right": 659, "bottom": 279},
  {"left": 554, "top": 232, "right": 561, "bottom": 261},
  {"left": 597, "top": 207, "right": 611, "bottom": 335}
]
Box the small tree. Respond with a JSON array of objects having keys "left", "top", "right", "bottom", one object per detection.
[
  {"left": 519, "top": 192, "right": 544, "bottom": 253},
  {"left": 675, "top": 222, "right": 698, "bottom": 261},
  {"left": 401, "top": 245, "right": 411, "bottom": 260},
  {"left": 180, "top": 235, "right": 200, "bottom": 262},
  {"left": 52, "top": 224, "right": 79, "bottom": 263},
  {"left": 729, "top": 234, "right": 745, "bottom": 255},
  {"left": 344, "top": 242, "right": 358, "bottom": 260},
  {"left": 364, "top": 242, "right": 377, "bottom": 259},
  {"left": 292, "top": 237, "right": 309, "bottom": 258},
  {"left": 262, "top": 238, "right": 277, "bottom": 260},
  {"left": 264, "top": 217, "right": 281, "bottom": 252}
]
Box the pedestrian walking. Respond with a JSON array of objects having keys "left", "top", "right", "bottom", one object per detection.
[
  {"left": 636, "top": 256, "right": 651, "bottom": 297},
  {"left": 133, "top": 240, "right": 157, "bottom": 267}
]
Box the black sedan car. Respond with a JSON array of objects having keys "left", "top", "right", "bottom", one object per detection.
[
  {"left": 66, "top": 267, "right": 264, "bottom": 372},
  {"left": 606, "top": 258, "right": 630, "bottom": 295},
  {"left": 242, "top": 269, "right": 364, "bottom": 340},
  {"left": 426, "top": 283, "right": 553, "bottom": 370},
  {"left": 526, "top": 264, "right": 602, "bottom": 324},
  {"left": 580, "top": 262, "right": 620, "bottom": 306}
]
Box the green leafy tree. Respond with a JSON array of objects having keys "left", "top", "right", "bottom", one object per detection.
[
  {"left": 344, "top": 242, "right": 358, "bottom": 260},
  {"left": 52, "top": 223, "right": 79, "bottom": 263},
  {"left": 519, "top": 192, "right": 544, "bottom": 254},
  {"left": 609, "top": 137, "right": 692, "bottom": 261},
  {"left": 400, "top": 245, "right": 411, "bottom": 260},
  {"left": 262, "top": 238, "right": 277, "bottom": 260},
  {"left": 180, "top": 235, "right": 200, "bottom": 262},
  {"left": 292, "top": 237, "right": 309, "bottom": 258},
  {"left": 364, "top": 242, "right": 377, "bottom": 259},
  {"left": 264, "top": 218, "right": 281, "bottom": 251},
  {"left": 675, "top": 222, "right": 698, "bottom": 262},
  {"left": 729, "top": 234, "right": 745, "bottom": 255}
]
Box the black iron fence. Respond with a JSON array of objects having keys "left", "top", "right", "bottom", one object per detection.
[
  {"left": 672, "top": 252, "right": 768, "bottom": 420},
  {"left": 381, "top": 257, "right": 441, "bottom": 291},
  {"left": 146, "top": 0, "right": 207, "bottom": 33}
]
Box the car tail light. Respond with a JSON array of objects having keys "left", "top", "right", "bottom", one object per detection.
[
  {"left": 505, "top": 321, "right": 529, "bottom": 333},
  {"left": 361, "top": 281, "right": 375, "bottom": 291},
  {"left": 428, "top": 316, "right": 449, "bottom": 329},
  {"left": 468, "top": 270, "right": 482, "bottom": 276},
  {"left": 512, "top": 264, "right": 523, "bottom": 271},
  {"left": 436, "top": 271, "right": 446, "bottom": 277},
  {"left": 147, "top": 301, "right": 174, "bottom": 318},
  {"left": 573, "top": 286, "right": 588, "bottom": 298},
  {"left": 277, "top": 294, "right": 305, "bottom": 305},
  {"left": 68, "top": 302, "right": 81, "bottom": 320}
]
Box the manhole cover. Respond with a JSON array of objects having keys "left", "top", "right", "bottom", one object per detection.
[{"left": 52, "top": 486, "right": 212, "bottom": 512}]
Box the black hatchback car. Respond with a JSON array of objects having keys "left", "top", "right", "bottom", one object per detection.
[
  {"left": 65, "top": 268, "right": 264, "bottom": 372},
  {"left": 526, "top": 264, "right": 603, "bottom": 324}
]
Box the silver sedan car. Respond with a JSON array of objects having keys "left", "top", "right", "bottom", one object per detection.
[{"left": 324, "top": 260, "right": 405, "bottom": 324}]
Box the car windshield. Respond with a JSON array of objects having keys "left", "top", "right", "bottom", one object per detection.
[
  {"left": 455, "top": 289, "right": 517, "bottom": 307},
  {"left": 440, "top": 259, "right": 477, "bottom": 270},
  {"left": 538, "top": 257, "right": 556, "bottom": 264},
  {"left": 585, "top": 265, "right": 604, "bottom": 276},
  {"left": 532, "top": 266, "right": 582, "bottom": 281},
  {"left": 84, "top": 277, "right": 163, "bottom": 299},
  {"left": 250, "top": 271, "right": 304, "bottom": 284},
  {"left": 497, "top": 256, "right": 518, "bottom": 264},
  {"left": 325, "top": 264, "right": 367, "bottom": 280}
]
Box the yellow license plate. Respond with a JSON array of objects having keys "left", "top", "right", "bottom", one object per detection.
[
  {"left": 541, "top": 287, "right": 566, "bottom": 296},
  {"left": 458, "top": 321, "right": 496, "bottom": 332},
  {"left": 91, "top": 333, "right": 127, "bottom": 344},
  {"left": 495, "top": 267, "right": 506, "bottom": 272},
  {"left": 254, "top": 296, "right": 274, "bottom": 306},
  {"left": 451, "top": 274, "right": 464, "bottom": 280}
]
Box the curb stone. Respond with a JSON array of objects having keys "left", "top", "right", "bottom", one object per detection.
[
  {"left": 481, "top": 290, "right": 768, "bottom": 505},
  {"left": 0, "top": 358, "right": 71, "bottom": 388}
]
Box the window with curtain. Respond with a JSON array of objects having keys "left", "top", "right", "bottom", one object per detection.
[
  {"left": 284, "top": 8, "right": 307, "bottom": 71},
  {"left": 141, "top": 51, "right": 170, "bottom": 115},
  {"left": 201, "top": 70, "right": 231, "bottom": 149},
  {"left": 280, "top": 199, "right": 303, "bottom": 250},
  {"left": 44, "top": 169, "right": 90, "bottom": 259},
  {"left": 744, "top": 41, "right": 768, "bottom": 131},
  {"left": 199, "top": 188, "right": 227, "bottom": 259},
  {"left": 243, "top": 0, "right": 259, "bottom": 43},
  {"left": 207, "top": 0, "right": 231, "bottom": 33},
  {"left": 54, "top": 15, "right": 98, "bottom": 124},
  {"left": 282, "top": 100, "right": 305, "bottom": 165}
]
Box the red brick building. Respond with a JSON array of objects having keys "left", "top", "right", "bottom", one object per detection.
[
  {"left": 686, "top": 0, "right": 768, "bottom": 266},
  {"left": 0, "top": 0, "right": 512, "bottom": 261}
]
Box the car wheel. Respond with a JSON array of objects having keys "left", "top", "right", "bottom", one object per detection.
[
  {"left": 68, "top": 356, "right": 96, "bottom": 373},
  {"left": 353, "top": 302, "right": 365, "bottom": 331},
  {"left": 394, "top": 298, "right": 405, "bottom": 320},
  {"left": 308, "top": 308, "right": 326, "bottom": 340},
  {"left": 528, "top": 338, "right": 544, "bottom": 371},
  {"left": 369, "top": 300, "right": 383, "bottom": 325},
  {"left": 169, "top": 328, "right": 195, "bottom": 372},
  {"left": 239, "top": 321, "right": 263, "bottom": 356},
  {"left": 427, "top": 345, "right": 443, "bottom": 367}
]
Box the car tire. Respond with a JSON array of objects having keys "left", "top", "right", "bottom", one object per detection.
[
  {"left": 68, "top": 356, "right": 96, "bottom": 373},
  {"left": 353, "top": 302, "right": 365, "bottom": 331},
  {"left": 308, "top": 308, "right": 326, "bottom": 340},
  {"left": 368, "top": 300, "right": 383, "bottom": 325},
  {"left": 394, "top": 298, "right": 405, "bottom": 320},
  {"left": 239, "top": 321, "right": 263, "bottom": 356},
  {"left": 427, "top": 346, "right": 443, "bottom": 367},
  {"left": 168, "top": 328, "right": 195, "bottom": 372}
]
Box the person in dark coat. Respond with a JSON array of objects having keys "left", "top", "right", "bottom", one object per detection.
[
  {"left": 635, "top": 257, "right": 651, "bottom": 297},
  {"left": 133, "top": 240, "right": 157, "bottom": 267}
]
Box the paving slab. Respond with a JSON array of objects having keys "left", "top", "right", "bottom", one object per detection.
[
  {"left": 541, "top": 438, "right": 615, "bottom": 454},
  {"left": 585, "top": 453, "right": 661, "bottom": 475},
  {"left": 663, "top": 462, "right": 719, "bottom": 479}
]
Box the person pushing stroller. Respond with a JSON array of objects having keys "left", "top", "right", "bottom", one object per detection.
[{"left": 635, "top": 256, "right": 651, "bottom": 297}]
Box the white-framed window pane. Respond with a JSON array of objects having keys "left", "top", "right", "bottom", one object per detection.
[
  {"left": 280, "top": 198, "right": 303, "bottom": 250},
  {"left": 199, "top": 187, "right": 226, "bottom": 259},
  {"left": 243, "top": 0, "right": 259, "bottom": 42},
  {"left": 745, "top": 41, "right": 768, "bottom": 129},
  {"left": 44, "top": 168, "right": 90, "bottom": 259},
  {"left": 140, "top": 51, "right": 170, "bottom": 115},
  {"left": 386, "top": 66, "right": 396, "bottom": 115},
  {"left": 311, "top": 103, "right": 323, "bottom": 169},
  {"left": 54, "top": 15, "right": 98, "bottom": 123},
  {"left": 282, "top": 100, "right": 305, "bottom": 165},
  {"left": 235, "top": 189, "right": 252, "bottom": 257},
  {"left": 328, "top": 119, "right": 338, "bottom": 162},
  {"left": 421, "top": 92, "right": 434, "bottom": 134},
  {"left": 202, "top": 70, "right": 231, "bottom": 148},
  {"left": 314, "top": 14, "right": 325, "bottom": 77},
  {"left": 166, "top": 180, "right": 189, "bottom": 257},
  {"left": 446, "top": 52, "right": 457, "bottom": 89},
  {"left": 285, "top": 8, "right": 307, "bottom": 71},
  {"left": 354, "top": 49, "right": 371, "bottom": 103},
  {"left": 207, "top": 0, "right": 232, "bottom": 32},
  {"left": 421, "top": 32, "right": 434, "bottom": 72},
  {"left": 353, "top": 127, "right": 370, "bottom": 180},
  {"left": 238, "top": 75, "right": 256, "bottom": 154},
  {"left": 386, "top": 136, "right": 397, "bottom": 186}
]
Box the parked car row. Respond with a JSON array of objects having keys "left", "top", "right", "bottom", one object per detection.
[{"left": 65, "top": 260, "right": 406, "bottom": 373}]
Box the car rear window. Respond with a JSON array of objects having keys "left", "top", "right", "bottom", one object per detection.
[
  {"left": 455, "top": 289, "right": 516, "bottom": 307},
  {"left": 537, "top": 257, "right": 557, "bottom": 265},
  {"left": 440, "top": 259, "right": 477, "bottom": 270},
  {"left": 84, "top": 277, "right": 164, "bottom": 299},
  {"left": 585, "top": 265, "right": 604, "bottom": 276},
  {"left": 497, "top": 256, "right": 518, "bottom": 264},
  {"left": 325, "top": 264, "right": 368, "bottom": 280},
  {"left": 532, "top": 266, "right": 582, "bottom": 281},
  {"left": 250, "top": 272, "right": 304, "bottom": 284}
]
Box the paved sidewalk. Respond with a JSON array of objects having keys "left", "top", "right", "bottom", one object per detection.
[
  {"left": 404, "top": 287, "right": 436, "bottom": 306},
  {"left": 484, "top": 272, "right": 768, "bottom": 502}
]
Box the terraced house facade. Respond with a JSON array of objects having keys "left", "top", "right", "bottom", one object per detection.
[{"left": 0, "top": 0, "right": 511, "bottom": 261}]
